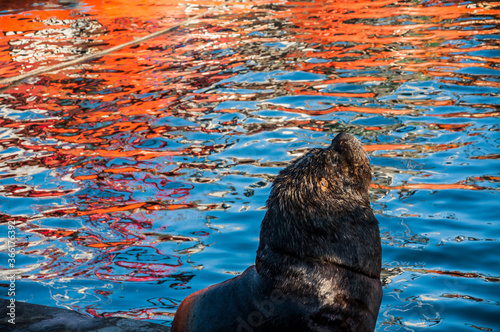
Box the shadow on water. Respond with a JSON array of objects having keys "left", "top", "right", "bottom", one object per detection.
[{"left": 0, "top": 0, "right": 499, "bottom": 330}]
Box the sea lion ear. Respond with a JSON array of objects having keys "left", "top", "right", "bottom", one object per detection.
[{"left": 320, "top": 178, "right": 329, "bottom": 191}]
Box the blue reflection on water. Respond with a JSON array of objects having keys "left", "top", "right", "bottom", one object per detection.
[{"left": 0, "top": 0, "right": 499, "bottom": 331}]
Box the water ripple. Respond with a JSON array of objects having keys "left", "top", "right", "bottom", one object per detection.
[{"left": 0, "top": 0, "right": 499, "bottom": 329}]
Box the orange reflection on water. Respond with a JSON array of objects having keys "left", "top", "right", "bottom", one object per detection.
[
  {"left": 0, "top": 0, "right": 499, "bottom": 328},
  {"left": 371, "top": 182, "right": 484, "bottom": 191},
  {"left": 285, "top": 0, "right": 500, "bottom": 75}
]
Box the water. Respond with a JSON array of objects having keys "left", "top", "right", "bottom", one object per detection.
[{"left": 0, "top": 0, "right": 499, "bottom": 330}]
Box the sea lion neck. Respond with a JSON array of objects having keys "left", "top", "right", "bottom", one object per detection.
[{"left": 256, "top": 200, "right": 381, "bottom": 280}]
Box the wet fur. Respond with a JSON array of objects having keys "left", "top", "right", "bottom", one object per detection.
[{"left": 172, "top": 133, "right": 382, "bottom": 332}]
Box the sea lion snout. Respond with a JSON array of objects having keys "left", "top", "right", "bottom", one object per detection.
[
  {"left": 330, "top": 132, "right": 368, "bottom": 166},
  {"left": 327, "top": 133, "right": 371, "bottom": 195}
]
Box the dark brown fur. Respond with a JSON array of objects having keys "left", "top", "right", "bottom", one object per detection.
[{"left": 172, "top": 133, "right": 382, "bottom": 332}]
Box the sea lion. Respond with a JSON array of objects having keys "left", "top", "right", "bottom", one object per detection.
[{"left": 172, "top": 132, "right": 382, "bottom": 332}]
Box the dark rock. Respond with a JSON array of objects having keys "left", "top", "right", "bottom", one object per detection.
[{"left": 0, "top": 299, "right": 170, "bottom": 332}]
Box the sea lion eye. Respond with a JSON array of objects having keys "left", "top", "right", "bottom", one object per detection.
[{"left": 320, "top": 178, "right": 328, "bottom": 190}]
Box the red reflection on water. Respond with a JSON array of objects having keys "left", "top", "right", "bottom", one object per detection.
[
  {"left": 29, "top": 229, "right": 77, "bottom": 238},
  {"left": 95, "top": 253, "right": 182, "bottom": 282},
  {"left": 86, "top": 305, "right": 175, "bottom": 320},
  {"left": 0, "top": 0, "right": 499, "bottom": 325},
  {"left": 0, "top": 185, "right": 76, "bottom": 197},
  {"left": 414, "top": 268, "right": 500, "bottom": 283}
]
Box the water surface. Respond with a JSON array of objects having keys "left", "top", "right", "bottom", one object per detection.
[{"left": 0, "top": 0, "right": 499, "bottom": 330}]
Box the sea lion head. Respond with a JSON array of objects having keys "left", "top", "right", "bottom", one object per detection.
[
  {"left": 257, "top": 132, "right": 380, "bottom": 278},
  {"left": 270, "top": 132, "right": 371, "bottom": 208}
]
